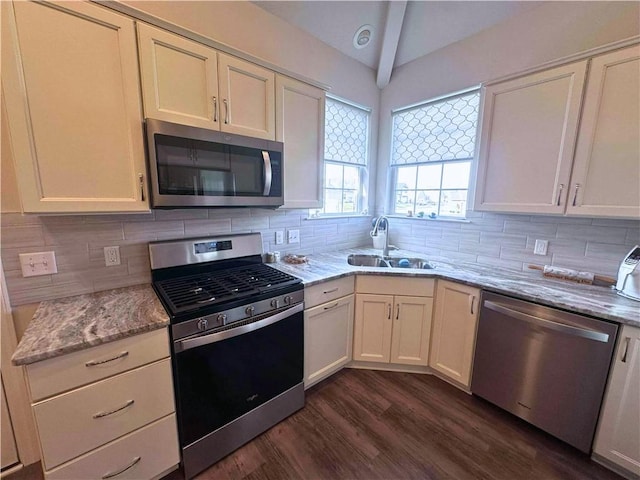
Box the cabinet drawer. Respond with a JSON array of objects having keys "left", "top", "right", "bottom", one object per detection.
[
  {"left": 305, "top": 276, "right": 354, "bottom": 309},
  {"left": 356, "top": 276, "right": 434, "bottom": 297},
  {"left": 27, "top": 328, "right": 170, "bottom": 401},
  {"left": 34, "top": 359, "right": 175, "bottom": 470},
  {"left": 44, "top": 414, "right": 179, "bottom": 480}
]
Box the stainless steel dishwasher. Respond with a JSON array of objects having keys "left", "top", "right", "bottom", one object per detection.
[{"left": 471, "top": 292, "right": 618, "bottom": 453}]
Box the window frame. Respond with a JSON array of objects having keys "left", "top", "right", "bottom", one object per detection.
[
  {"left": 388, "top": 88, "right": 480, "bottom": 219},
  {"left": 315, "top": 95, "right": 371, "bottom": 217}
]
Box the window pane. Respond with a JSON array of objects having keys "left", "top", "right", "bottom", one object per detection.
[
  {"left": 325, "top": 164, "right": 343, "bottom": 189},
  {"left": 394, "top": 190, "right": 415, "bottom": 214},
  {"left": 343, "top": 165, "right": 359, "bottom": 189},
  {"left": 416, "top": 190, "right": 440, "bottom": 215},
  {"left": 442, "top": 162, "right": 471, "bottom": 189},
  {"left": 323, "top": 189, "right": 343, "bottom": 213},
  {"left": 395, "top": 166, "right": 417, "bottom": 191},
  {"left": 416, "top": 164, "right": 442, "bottom": 189},
  {"left": 439, "top": 190, "right": 468, "bottom": 217},
  {"left": 342, "top": 190, "right": 357, "bottom": 213}
]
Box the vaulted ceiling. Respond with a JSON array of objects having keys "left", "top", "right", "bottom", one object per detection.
[{"left": 254, "top": 1, "right": 544, "bottom": 87}]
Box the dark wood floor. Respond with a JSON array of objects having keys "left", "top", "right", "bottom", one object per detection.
[{"left": 7, "top": 369, "right": 622, "bottom": 480}]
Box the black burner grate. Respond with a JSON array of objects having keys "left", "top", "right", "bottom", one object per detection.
[{"left": 155, "top": 263, "right": 299, "bottom": 315}]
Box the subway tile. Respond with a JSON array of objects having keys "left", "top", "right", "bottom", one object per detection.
[
  {"left": 437, "top": 250, "right": 478, "bottom": 263},
  {"left": 184, "top": 219, "right": 232, "bottom": 236},
  {"left": 84, "top": 213, "right": 155, "bottom": 223},
  {"left": 0, "top": 213, "right": 44, "bottom": 226},
  {"left": 269, "top": 214, "right": 301, "bottom": 228},
  {"left": 530, "top": 216, "right": 591, "bottom": 224},
  {"left": 485, "top": 213, "right": 532, "bottom": 222},
  {"left": 8, "top": 281, "right": 94, "bottom": 306},
  {"left": 586, "top": 242, "right": 635, "bottom": 261},
  {"left": 1, "top": 225, "right": 45, "bottom": 248},
  {"left": 479, "top": 232, "right": 527, "bottom": 248},
  {"left": 551, "top": 255, "right": 618, "bottom": 277},
  {"left": 591, "top": 218, "right": 640, "bottom": 228},
  {"left": 44, "top": 222, "right": 124, "bottom": 244},
  {"left": 442, "top": 230, "right": 481, "bottom": 243},
  {"left": 123, "top": 221, "right": 183, "bottom": 241},
  {"left": 500, "top": 246, "right": 552, "bottom": 265},
  {"left": 231, "top": 216, "right": 269, "bottom": 232},
  {"left": 312, "top": 223, "right": 338, "bottom": 237},
  {"left": 504, "top": 221, "right": 557, "bottom": 236},
  {"left": 208, "top": 208, "right": 250, "bottom": 218},
  {"left": 626, "top": 227, "right": 640, "bottom": 245},
  {"left": 153, "top": 209, "right": 206, "bottom": 221},
  {"left": 459, "top": 240, "right": 500, "bottom": 257},
  {"left": 4, "top": 269, "right": 52, "bottom": 290},
  {"left": 556, "top": 224, "right": 628, "bottom": 244},
  {"left": 127, "top": 256, "right": 151, "bottom": 275},
  {"left": 93, "top": 273, "right": 151, "bottom": 293},
  {"left": 476, "top": 256, "right": 523, "bottom": 271}
]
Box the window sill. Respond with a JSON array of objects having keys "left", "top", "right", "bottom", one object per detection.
[
  {"left": 385, "top": 215, "right": 471, "bottom": 224},
  {"left": 305, "top": 214, "right": 371, "bottom": 221}
]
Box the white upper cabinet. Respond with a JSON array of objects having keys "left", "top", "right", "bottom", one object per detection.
[
  {"left": 566, "top": 45, "right": 640, "bottom": 218},
  {"left": 138, "top": 24, "right": 276, "bottom": 140},
  {"left": 474, "top": 61, "right": 587, "bottom": 215},
  {"left": 276, "top": 75, "right": 325, "bottom": 209},
  {"left": 3, "top": 1, "right": 149, "bottom": 213},
  {"left": 137, "top": 23, "right": 219, "bottom": 130}
]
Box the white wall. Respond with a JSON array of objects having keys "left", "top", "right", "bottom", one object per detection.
[{"left": 376, "top": 1, "right": 640, "bottom": 209}]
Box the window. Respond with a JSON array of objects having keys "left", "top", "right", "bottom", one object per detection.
[
  {"left": 319, "top": 97, "right": 370, "bottom": 215},
  {"left": 390, "top": 90, "right": 480, "bottom": 218}
]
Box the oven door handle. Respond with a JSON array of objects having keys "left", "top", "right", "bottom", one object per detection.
[{"left": 174, "top": 303, "right": 303, "bottom": 353}]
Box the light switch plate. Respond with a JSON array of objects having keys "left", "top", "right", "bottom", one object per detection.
[
  {"left": 19, "top": 251, "right": 57, "bottom": 277},
  {"left": 287, "top": 229, "right": 300, "bottom": 244},
  {"left": 534, "top": 239, "right": 549, "bottom": 256}
]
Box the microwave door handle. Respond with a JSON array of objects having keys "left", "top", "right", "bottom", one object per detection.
[{"left": 262, "top": 151, "right": 272, "bottom": 195}]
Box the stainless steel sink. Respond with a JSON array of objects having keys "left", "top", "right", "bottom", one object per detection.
[{"left": 347, "top": 254, "right": 435, "bottom": 269}]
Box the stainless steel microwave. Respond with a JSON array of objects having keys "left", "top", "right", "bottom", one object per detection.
[{"left": 145, "top": 118, "right": 284, "bottom": 208}]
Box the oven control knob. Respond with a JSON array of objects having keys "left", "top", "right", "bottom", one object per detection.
[
  {"left": 284, "top": 295, "right": 293, "bottom": 305},
  {"left": 216, "top": 313, "right": 227, "bottom": 325},
  {"left": 245, "top": 306, "right": 255, "bottom": 316},
  {"left": 271, "top": 299, "right": 280, "bottom": 309},
  {"left": 197, "top": 318, "right": 208, "bottom": 331}
]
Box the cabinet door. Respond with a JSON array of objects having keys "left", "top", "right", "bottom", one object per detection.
[
  {"left": 276, "top": 75, "right": 325, "bottom": 209},
  {"left": 594, "top": 325, "right": 640, "bottom": 476},
  {"left": 218, "top": 53, "right": 275, "bottom": 140},
  {"left": 137, "top": 23, "right": 219, "bottom": 130},
  {"left": 353, "top": 294, "right": 393, "bottom": 363},
  {"left": 1, "top": 377, "right": 18, "bottom": 470},
  {"left": 567, "top": 45, "right": 640, "bottom": 219},
  {"left": 304, "top": 295, "right": 354, "bottom": 388},
  {"left": 3, "top": 1, "right": 148, "bottom": 213},
  {"left": 390, "top": 296, "right": 433, "bottom": 366},
  {"left": 474, "top": 61, "right": 587, "bottom": 214},
  {"left": 429, "top": 281, "right": 480, "bottom": 388}
]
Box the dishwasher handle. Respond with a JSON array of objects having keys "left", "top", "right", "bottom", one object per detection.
[{"left": 483, "top": 300, "right": 610, "bottom": 343}]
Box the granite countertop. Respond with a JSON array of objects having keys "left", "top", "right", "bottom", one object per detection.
[
  {"left": 272, "top": 247, "right": 640, "bottom": 328},
  {"left": 12, "top": 284, "right": 169, "bottom": 366}
]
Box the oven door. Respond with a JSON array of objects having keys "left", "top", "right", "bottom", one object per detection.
[{"left": 172, "top": 303, "right": 304, "bottom": 448}]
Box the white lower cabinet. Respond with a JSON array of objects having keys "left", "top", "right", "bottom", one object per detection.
[
  {"left": 429, "top": 281, "right": 480, "bottom": 389},
  {"left": 26, "top": 328, "right": 179, "bottom": 480},
  {"left": 593, "top": 325, "right": 640, "bottom": 478},
  {"left": 353, "top": 277, "right": 434, "bottom": 367},
  {"left": 304, "top": 277, "right": 355, "bottom": 388}
]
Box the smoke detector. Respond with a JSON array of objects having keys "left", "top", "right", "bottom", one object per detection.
[{"left": 353, "top": 25, "right": 373, "bottom": 49}]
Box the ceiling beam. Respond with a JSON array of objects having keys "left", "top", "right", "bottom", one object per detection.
[{"left": 376, "top": 0, "right": 407, "bottom": 89}]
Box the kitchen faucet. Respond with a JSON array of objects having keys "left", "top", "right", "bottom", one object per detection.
[{"left": 371, "top": 215, "right": 397, "bottom": 257}]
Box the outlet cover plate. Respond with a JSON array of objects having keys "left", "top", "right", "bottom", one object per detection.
[
  {"left": 19, "top": 251, "right": 58, "bottom": 277},
  {"left": 275, "top": 231, "right": 284, "bottom": 245},
  {"left": 104, "top": 246, "right": 121, "bottom": 266},
  {"left": 287, "top": 229, "right": 300, "bottom": 244},
  {"left": 534, "top": 239, "right": 549, "bottom": 256}
]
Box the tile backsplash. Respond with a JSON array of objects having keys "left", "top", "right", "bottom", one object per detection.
[
  {"left": 387, "top": 211, "right": 639, "bottom": 277},
  {"left": 1, "top": 209, "right": 372, "bottom": 306},
  {"left": 1, "top": 209, "right": 638, "bottom": 307}
]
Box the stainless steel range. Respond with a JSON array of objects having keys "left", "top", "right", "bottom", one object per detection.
[{"left": 149, "top": 234, "right": 304, "bottom": 479}]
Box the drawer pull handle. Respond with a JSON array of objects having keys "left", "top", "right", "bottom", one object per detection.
[
  {"left": 323, "top": 302, "right": 339, "bottom": 310},
  {"left": 395, "top": 304, "right": 400, "bottom": 320},
  {"left": 323, "top": 288, "right": 339, "bottom": 294},
  {"left": 93, "top": 399, "right": 135, "bottom": 419},
  {"left": 85, "top": 351, "right": 129, "bottom": 367},
  {"left": 102, "top": 456, "right": 141, "bottom": 479}
]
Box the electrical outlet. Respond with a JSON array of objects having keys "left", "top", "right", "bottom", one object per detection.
[
  {"left": 104, "top": 246, "right": 121, "bottom": 266},
  {"left": 275, "top": 230, "right": 284, "bottom": 245},
  {"left": 287, "top": 229, "right": 300, "bottom": 244},
  {"left": 19, "top": 251, "right": 57, "bottom": 277},
  {"left": 534, "top": 239, "right": 549, "bottom": 256}
]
